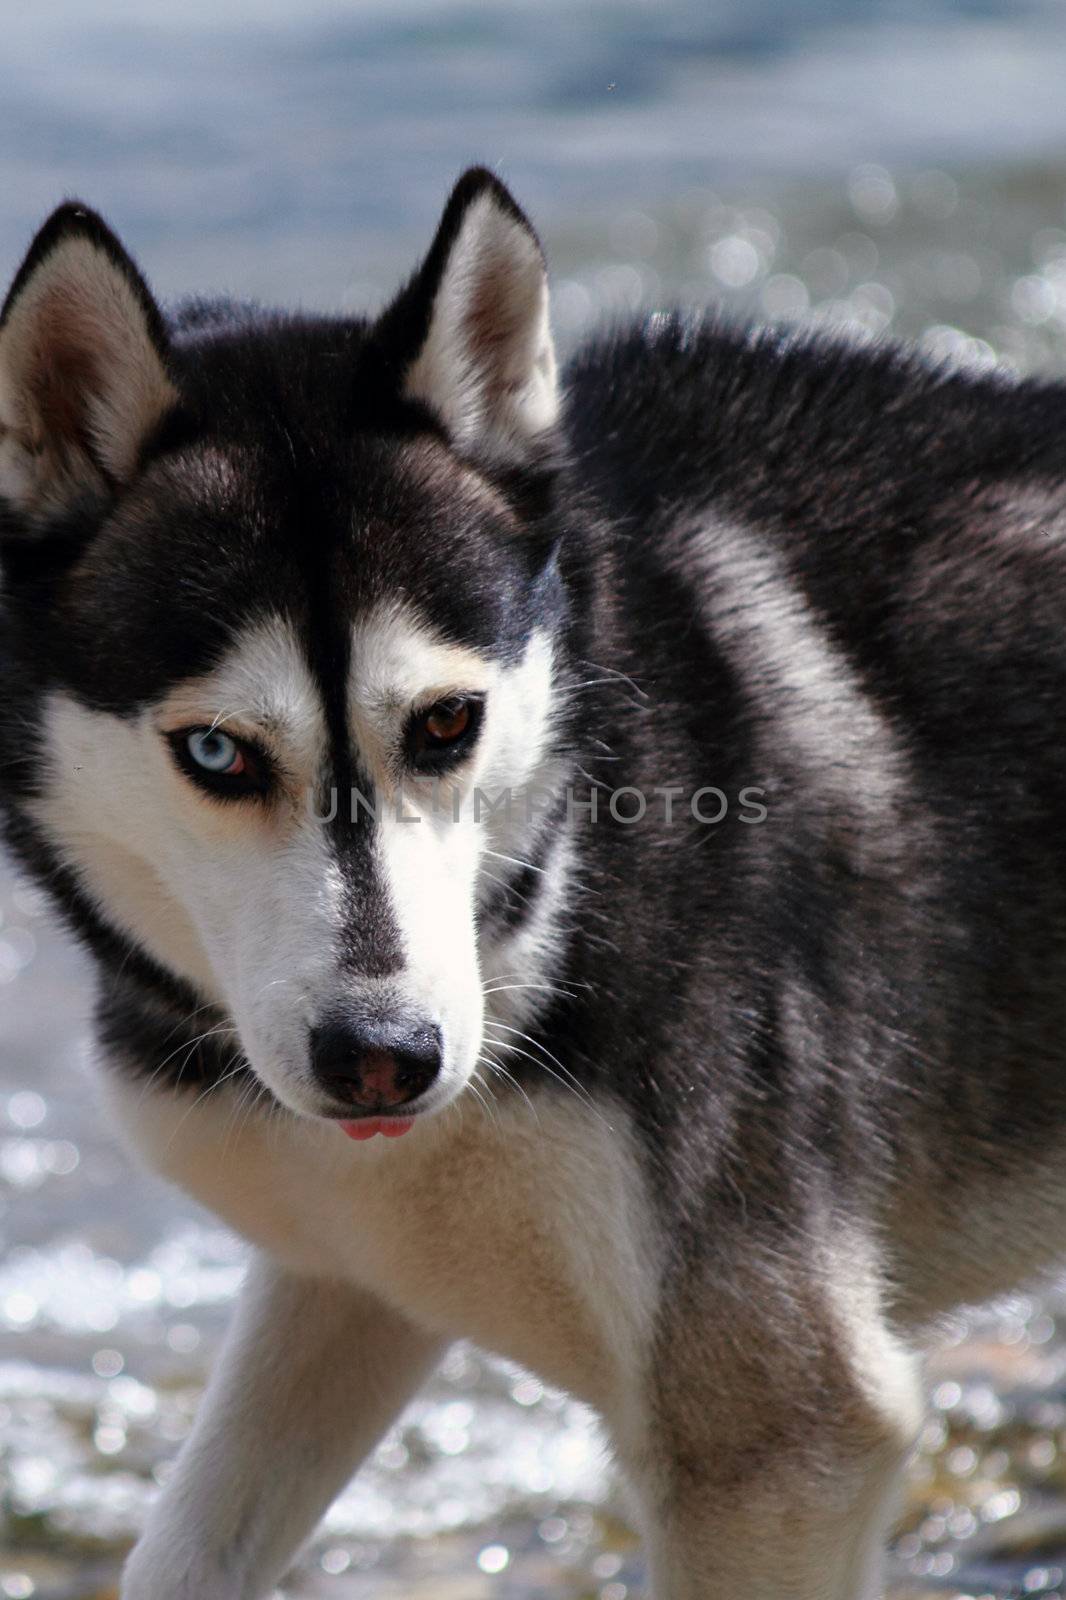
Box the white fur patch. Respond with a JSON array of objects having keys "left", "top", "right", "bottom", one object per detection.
[
  {"left": 28, "top": 617, "right": 346, "bottom": 1114},
  {"left": 675, "top": 516, "right": 908, "bottom": 860},
  {"left": 108, "top": 1069, "right": 660, "bottom": 1420},
  {"left": 346, "top": 602, "right": 567, "bottom": 1108},
  {"left": 349, "top": 600, "right": 494, "bottom": 729}
]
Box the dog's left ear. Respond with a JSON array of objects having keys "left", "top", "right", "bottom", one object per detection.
[
  {"left": 0, "top": 203, "right": 178, "bottom": 525},
  {"left": 378, "top": 168, "right": 558, "bottom": 462}
]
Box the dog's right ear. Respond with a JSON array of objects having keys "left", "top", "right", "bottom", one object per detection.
[
  {"left": 376, "top": 168, "right": 558, "bottom": 465},
  {"left": 0, "top": 203, "right": 177, "bottom": 528}
]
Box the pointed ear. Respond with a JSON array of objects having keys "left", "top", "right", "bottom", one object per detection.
[
  {"left": 0, "top": 203, "right": 178, "bottom": 524},
  {"left": 378, "top": 168, "right": 558, "bottom": 462}
]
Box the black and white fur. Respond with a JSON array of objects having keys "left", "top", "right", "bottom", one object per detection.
[{"left": 3, "top": 168, "right": 1066, "bottom": 1599}]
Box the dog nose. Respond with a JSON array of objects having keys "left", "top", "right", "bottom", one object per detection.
[{"left": 310, "top": 1018, "right": 442, "bottom": 1111}]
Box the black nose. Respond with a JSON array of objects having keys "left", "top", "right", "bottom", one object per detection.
[{"left": 309, "top": 1017, "right": 442, "bottom": 1112}]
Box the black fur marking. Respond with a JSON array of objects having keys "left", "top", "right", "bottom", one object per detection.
[{"left": 96, "top": 971, "right": 262, "bottom": 1104}]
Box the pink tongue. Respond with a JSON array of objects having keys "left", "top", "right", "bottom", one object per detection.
[{"left": 340, "top": 1117, "right": 414, "bottom": 1141}]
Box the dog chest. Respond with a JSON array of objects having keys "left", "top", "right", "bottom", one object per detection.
[{"left": 110, "top": 1078, "right": 661, "bottom": 1413}]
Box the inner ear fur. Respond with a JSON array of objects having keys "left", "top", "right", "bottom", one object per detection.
[{"left": 0, "top": 203, "right": 177, "bottom": 524}]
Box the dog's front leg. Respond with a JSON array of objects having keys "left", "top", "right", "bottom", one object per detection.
[
  {"left": 121, "top": 1253, "right": 444, "bottom": 1600},
  {"left": 638, "top": 1436, "right": 909, "bottom": 1600},
  {"left": 622, "top": 1279, "right": 922, "bottom": 1600}
]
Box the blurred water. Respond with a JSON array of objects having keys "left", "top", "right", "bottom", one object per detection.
[
  {"left": 6, "top": 4, "right": 1066, "bottom": 1598},
  {"left": 2, "top": 0, "right": 1066, "bottom": 306}
]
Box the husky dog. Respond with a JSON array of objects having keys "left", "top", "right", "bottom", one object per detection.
[{"left": 2, "top": 167, "right": 1066, "bottom": 1599}]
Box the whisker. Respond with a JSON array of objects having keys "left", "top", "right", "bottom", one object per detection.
[
  {"left": 482, "top": 971, "right": 591, "bottom": 996},
  {"left": 478, "top": 1049, "right": 541, "bottom": 1127},
  {"left": 466, "top": 1071, "right": 502, "bottom": 1131},
  {"left": 481, "top": 1021, "right": 609, "bottom": 1127},
  {"left": 573, "top": 657, "right": 650, "bottom": 701},
  {"left": 482, "top": 849, "right": 547, "bottom": 875},
  {"left": 483, "top": 980, "right": 582, "bottom": 999},
  {"left": 182, "top": 1055, "right": 251, "bottom": 1124},
  {"left": 135, "top": 1023, "right": 238, "bottom": 1109},
  {"left": 164, "top": 1050, "right": 250, "bottom": 1153},
  {"left": 206, "top": 707, "right": 255, "bottom": 735}
]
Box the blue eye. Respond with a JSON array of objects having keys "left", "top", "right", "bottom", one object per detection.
[
  {"left": 186, "top": 728, "right": 244, "bottom": 776},
  {"left": 168, "top": 724, "right": 268, "bottom": 798}
]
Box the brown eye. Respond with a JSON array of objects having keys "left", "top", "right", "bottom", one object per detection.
[
  {"left": 407, "top": 695, "right": 484, "bottom": 768},
  {"left": 424, "top": 700, "right": 470, "bottom": 744}
]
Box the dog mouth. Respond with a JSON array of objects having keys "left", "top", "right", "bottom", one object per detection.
[
  {"left": 323, "top": 1073, "right": 465, "bottom": 1137},
  {"left": 337, "top": 1115, "right": 415, "bottom": 1141}
]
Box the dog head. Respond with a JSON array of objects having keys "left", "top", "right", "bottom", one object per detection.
[{"left": 0, "top": 169, "right": 572, "bottom": 1130}]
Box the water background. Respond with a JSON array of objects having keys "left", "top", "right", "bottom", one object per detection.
[{"left": 6, "top": 3, "right": 1066, "bottom": 1596}]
